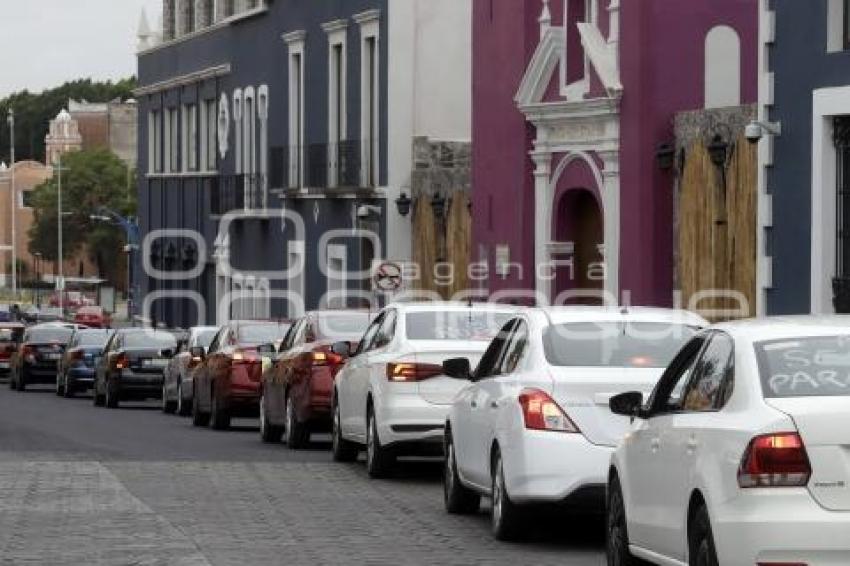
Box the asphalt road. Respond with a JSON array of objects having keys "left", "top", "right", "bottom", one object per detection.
[{"left": 0, "top": 382, "right": 606, "bottom": 565}]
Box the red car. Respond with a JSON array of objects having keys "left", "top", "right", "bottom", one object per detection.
[
  {"left": 74, "top": 306, "right": 112, "bottom": 328},
  {"left": 192, "top": 320, "right": 291, "bottom": 430},
  {"left": 259, "top": 311, "right": 373, "bottom": 447},
  {"left": 49, "top": 291, "right": 93, "bottom": 310},
  {"left": 0, "top": 323, "right": 25, "bottom": 377}
]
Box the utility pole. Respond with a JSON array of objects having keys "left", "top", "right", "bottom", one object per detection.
[
  {"left": 7, "top": 109, "right": 16, "bottom": 298},
  {"left": 55, "top": 154, "right": 65, "bottom": 314}
]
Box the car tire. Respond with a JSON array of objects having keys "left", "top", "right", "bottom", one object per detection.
[
  {"left": 105, "top": 378, "right": 119, "bottom": 409},
  {"left": 331, "top": 398, "right": 358, "bottom": 463},
  {"left": 259, "top": 395, "right": 283, "bottom": 443},
  {"left": 366, "top": 407, "right": 395, "bottom": 479},
  {"left": 161, "top": 384, "right": 177, "bottom": 414},
  {"left": 443, "top": 431, "right": 480, "bottom": 514},
  {"left": 209, "top": 386, "right": 231, "bottom": 431},
  {"left": 689, "top": 504, "right": 719, "bottom": 566},
  {"left": 177, "top": 381, "right": 191, "bottom": 417},
  {"left": 607, "top": 475, "right": 635, "bottom": 566},
  {"left": 491, "top": 450, "right": 524, "bottom": 541},
  {"left": 192, "top": 386, "right": 210, "bottom": 427},
  {"left": 285, "top": 393, "right": 309, "bottom": 449}
]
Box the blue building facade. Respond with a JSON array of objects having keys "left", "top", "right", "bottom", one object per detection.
[
  {"left": 762, "top": 0, "right": 850, "bottom": 314},
  {"left": 136, "top": 0, "right": 391, "bottom": 327}
]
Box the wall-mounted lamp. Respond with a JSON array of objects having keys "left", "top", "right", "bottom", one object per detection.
[
  {"left": 707, "top": 135, "right": 729, "bottom": 169},
  {"left": 395, "top": 192, "right": 412, "bottom": 217},
  {"left": 430, "top": 193, "right": 447, "bottom": 222},
  {"left": 655, "top": 143, "right": 676, "bottom": 171}
]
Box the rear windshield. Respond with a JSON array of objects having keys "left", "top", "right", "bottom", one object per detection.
[
  {"left": 26, "top": 328, "right": 74, "bottom": 344},
  {"left": 192, "top": 329, "right": 218, "bottom": 348},
  {"left": 406, "top": 311, "right": 515, "bottom": 342},
  {"left": 756, "top": 336, "right": 850, "bottom": 398},
  {"left": 123, "top": 331, "right": 177, "bottom": 349},
  {"left": 543, "top": 322, "right": 697, "bottom": 368},
  {"left": 238, "top": 324, "right": 290, "bottom": 345},
  {"left": 76, "top": 331, "right": 111, "bottom": 347},
  {"left": 319, "top": 313, "right": 372, "bottom": 340}
]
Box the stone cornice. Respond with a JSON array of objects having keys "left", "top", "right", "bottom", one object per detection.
[
  {"left": 282, "top": 30, "right": 307, "bottom": 44},
  {"left": 321, "top": 19, "right": 349, "bottom": 34},
  {"left": 353, "top": 9, "right": 381, "bottom": 25},
  {"left": 134, "top": 64, "right": 231, "bottom": 96}
]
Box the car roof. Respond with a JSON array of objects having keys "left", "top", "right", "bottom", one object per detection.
[
  {"left": 712, "top": 315, "right": 850, "bottom": 343},
  {"left": 535, "top": 306, "right": 708, "bottom": 326},
  {"left": 384, "top": 301, "right": 522, "bottom": 314}
]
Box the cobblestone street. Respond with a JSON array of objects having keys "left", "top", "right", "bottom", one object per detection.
[{"left": 0, "top": 385, "right": 605, "bottom": 565}]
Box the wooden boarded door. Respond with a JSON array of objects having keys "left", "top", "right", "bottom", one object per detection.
[{"left": 677, "top": 135, "right": 756, "bottom": 320}]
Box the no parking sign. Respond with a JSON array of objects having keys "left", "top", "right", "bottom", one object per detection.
[{"left": 373, "top": 261, "right": 404, "bottom": 292}]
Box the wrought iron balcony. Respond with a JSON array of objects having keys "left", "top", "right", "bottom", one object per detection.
[
  {"left": 269, "top": 140, "right": 376, "bottom": 191},
  {"left": 210, "top": 174, "right": 267, "bottom": 215}
]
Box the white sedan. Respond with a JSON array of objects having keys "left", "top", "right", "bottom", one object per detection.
[
  {"left": 442, "top": 306, "right": 706, "bottom": 540},
  {"left": 607, "top": 316, "right": 850, "bottom": 566},
  {"left": 331, "top": 302, "right": 517, "bottom": 478}
]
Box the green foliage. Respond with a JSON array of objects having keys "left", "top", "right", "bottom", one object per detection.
[
  {"left": 27, "top": 149, "right": 136, "bottom": 285},
  {"left": 0, "top": 77, "right": 137, "bottom": 164}
]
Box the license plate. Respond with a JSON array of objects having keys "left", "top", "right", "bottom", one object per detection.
[
  {"left": 143, "top": 359, "right": 168, "bottom": 368},
  {"left": 43, "top": 353, "right": 61, "bottom": 361}
]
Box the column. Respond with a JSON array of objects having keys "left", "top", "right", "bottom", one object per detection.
[{"left": 532, "top": 151, "right": 553, "bottom": 305}]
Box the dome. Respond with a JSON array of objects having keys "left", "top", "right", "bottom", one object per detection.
[{"left": 55, "top": 109, "right": 72, "bottom": 122}]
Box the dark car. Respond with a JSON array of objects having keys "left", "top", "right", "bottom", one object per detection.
[
  {"left": 56, "top": 328, "right": 113, "bottom": 398},
  {"left": 0, "top": 323, "right": 26, "bottom": 377},
  {"left": 192, "top": 320, "right": 291, "bottom": 430},
  {"left": 260, "top": 311, "right": 373, "bottom": 447},
  {"left": 9, "top": 325, "right": 74, "bottom": 391},
  {"left": 161, "top": 325, "right": 219, "bottom": 416},
  {"left": 93, "top": 328, "right": 178, "bottom": 408}
]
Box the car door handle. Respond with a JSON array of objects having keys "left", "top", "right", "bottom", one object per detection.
[{"left": 650, "top": 438, "right": 660, "bottom": 452}]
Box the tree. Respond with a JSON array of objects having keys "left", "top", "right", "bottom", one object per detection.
[
  {"left": 27, "top": 149, "right": 136, "bottom": 287},
  {"left": 0, "top": 78, "right": 136, "bottom": 164}
]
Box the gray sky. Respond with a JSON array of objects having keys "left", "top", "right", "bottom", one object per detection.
[{"left": 1, "top": 0, "right": 161, "bottom": 98}]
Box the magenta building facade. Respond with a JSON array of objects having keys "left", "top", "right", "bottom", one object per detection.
[{"left": 472, "top": 0, "right": 757, "bottom": 306}]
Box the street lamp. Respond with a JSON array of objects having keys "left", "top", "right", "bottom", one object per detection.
[
  {"left": 52, "top": 154, "right": 68, "bottom": 313},
  {"left": 395, "top": 192, "right": 412, "bottom": 217},
  {"left": 6, "top": 109, "right": 16, "bottom": 298}
]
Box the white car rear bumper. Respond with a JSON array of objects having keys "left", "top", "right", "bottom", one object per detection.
[
  {"left": 714, "top": 489, "right": 850, "bottom": 566},
  {"left": 376, "top": 392, "right": 449, "bottom": 449},
  {"left": 502, "top": 429, "right": 612, "bottom": 506}
]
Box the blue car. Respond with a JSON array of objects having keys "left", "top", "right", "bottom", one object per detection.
[{"left": 56, "top": 328, "right": 113, "bottom": 397}]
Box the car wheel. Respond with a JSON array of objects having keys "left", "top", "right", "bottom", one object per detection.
[
  {"left": 176, "top": 381, "right": 191, "bottom": 417},
  {"left": 259, "top": 394, "right": 283, "bottom": 443},
  {"left": 443, "top": 431, "right": 480, "bottom": 514},
  {"left": 209, "top": 386, "right": 231, "bottom": 431},
  {"left": 607, "top": 475, "right": 635, "bottom": 566},
  {"left": 192, "top": 385, "right": 210, "bottom": 427},
  {"left": 491, "top": 450, "right": 524, "bottom": 541},
  {"left": 689, "top": 505, "right": 719, "bottom": 566},
  {"left": 285, "top": 393, "right": 309, "bottom": 449},
  {"left": 161, "top": 384, "right": 176, "bottom": 414},
  {"left": 105, "top": 378, "right": 119, "bottom": 409},
  {"left": 331, "top": 398, "right": 358, "bottom": 462},
  {"left": 366, "top": 407, "right": 394, "bottom": 479}
]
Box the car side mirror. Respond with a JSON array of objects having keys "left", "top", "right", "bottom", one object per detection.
[
  {"left": 331, "top": 341, "right": 352, "bottom": 359},
  {"left": 443, "top": 357, "right": 472, "bottom": 380},
  {"left": 189, "top": 346, "right": 206, "bottom": 360},
  {"left": 256, "top": 343, "right": 276, "bottom": 355},
  {"left": 610, "top": 391, "right": 646, "bottom": 418}
]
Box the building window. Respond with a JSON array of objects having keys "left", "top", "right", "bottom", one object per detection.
[
  {"left": 224, "top": 0, "right": 235, "bottom": 18},
  {"left": 244, "top": 89, "right": 256, "bottom": 176},
  {"left": 704, "top": 26, "right": 741, "bottom": 109},
  {"left": 845, "top": 0, "right": 850, "bottom": 49},
  {"left": 182, "top": 0, "right": 195, "bottom": 35},
  {"left": 21, "top": 191, "right": 35, "bottom": 209},
  {"left": 285, "top": 32, "right": 306, "bottom": 188},
  {"left": 200, "top": 99, "right": 217, "bottom": 172},
  {"left": 183, "top": 103, "right": 198, "bottom": 172},
  {"left": 326, "top": 244, "right": 347, "bottom": 309},
  {"left": 149, "top": 110, "right": 163, "bottom": 173},
  {"left": 834, "top": 117, "right": 850, "bottom": 291},
  {"left": 166, "top": 107, "right": 180, "bottom": 173}
]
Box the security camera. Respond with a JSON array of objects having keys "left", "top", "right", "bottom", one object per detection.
[
  {"left": 356, "top": 204, "right": 381, "bottom": 219},
  {"left": 745, "top": 121, "right": 763, "bottom": 144}
]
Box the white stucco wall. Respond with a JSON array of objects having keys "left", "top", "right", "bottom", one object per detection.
[{"left": 387, "top": 0, "right": 472, "bottom": 261}]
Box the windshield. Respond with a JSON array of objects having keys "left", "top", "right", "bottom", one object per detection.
[
  {"left": 319, "top": 313, "right": 372, "bottom": 340},
  {"left": 756, "top": 336, "right": 850, "bottom": 398},
  {"left": 543, "top": 322, "right": 697, "bottom": 368},
  {"left": 26, "top": 328, "right": 74, "bottom": 344},
  {"left": 406, "top": 311, "right": 515, "bottom": 342},
  {"left": 76, "top": 331, "right": 111, "bottom": 347},
  {"left": 238, "top": 323, "right": 290, "bottom": 345},
  {"left": 192, "top": 329, "right": 218, "bottom": 348},
  {"left": 123, "top": 331, "right": 178, "bottom": 349}
]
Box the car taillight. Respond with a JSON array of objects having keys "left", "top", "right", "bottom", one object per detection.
[
  {"left": 310, "top": 348, "right": 343, "bottom": 367},
  {"left": 233, "top": 349, "right": 259, "bottom": 363},
  {"left": 114, "top": 353, "right": 129, "bottom": 370},
  {"left": 738, "top": 432, "right": 811, "bottom": 488},
  {"left": 386, "top": 362, "right": 443, "bottom": 382},
  {"left": 518, "top": 388, "right": 580, "bottom": 433}
]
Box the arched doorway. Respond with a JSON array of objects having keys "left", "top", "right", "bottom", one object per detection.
[{"left": 553, "top": 188, "right": 604, "bottom": 304}]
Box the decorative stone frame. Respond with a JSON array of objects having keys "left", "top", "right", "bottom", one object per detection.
[
  {"left": 354, "top": 9, "right": 381, "bottom": 188},
  {"left": 283, "top": 30, "right": 307, "bottom": 188},
  {"left": 322, "top": 19, "right": 349, "bottom": 188}
]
